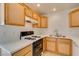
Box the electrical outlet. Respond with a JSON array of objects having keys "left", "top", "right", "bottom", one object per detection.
[{"left": 73, "top": 41, "right": 78, "bottom": 47}]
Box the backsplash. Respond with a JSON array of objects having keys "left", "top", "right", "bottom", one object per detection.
[
  {"left": 0, "top": 22, "right": 46, "bottom": 44},
  {"left": 33, "top": 28, "right": 47, "bottom": 35},
  {"left": 0, "top": 22, "right": 33, "bottom": 44}
]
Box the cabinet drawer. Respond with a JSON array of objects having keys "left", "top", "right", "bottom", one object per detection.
[
  {"left": 46, "top": 37, "right": 56, "bottom": 42},
  {"left": 57, "top": 39, "right": 71, "bottom": 44},
  {"left": 12, "top": 44, "right": 32, "bottom": 56}
]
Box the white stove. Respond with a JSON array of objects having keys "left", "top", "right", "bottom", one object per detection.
[
  {"left": 20, "top": 31, "right": 41, "bottom": 40},
  {"left": 21, "top": 35, "right": 41, "bottom": 40}
]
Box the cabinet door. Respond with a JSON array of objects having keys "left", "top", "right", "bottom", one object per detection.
[
  {"left": 33, "top": 12, "right": 38, "bottom": 20},
  {"left": 25, "top": 7, "right": 32, "bottom": 18},
  {"left": 43, "top": 37, "right": 47, "bottom": 52},
  {"left": 69, "top": 8, "right": 79, "bottom": 27},
  {"left": 32, "top": 12, "right": 41, "bottom": 28},
  {"left": 5, "top": 3, "right": 25, "bottom": 26},
  {"left": 41, "top": 16, "right": 48, "bottom": 28},
  {"left": 57, "top": 39, "right": 72, "bottom": 56},
  {"left": 46, "top": 37, "right": 57, "bottom": 52}
]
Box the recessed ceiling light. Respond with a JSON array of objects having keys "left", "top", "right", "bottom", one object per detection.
[
  {"left": 37, "top": 4, "right": 40, "bottom": 7},
  {"left": 53, "top": 8, "right": 56, "bottom": 11}
]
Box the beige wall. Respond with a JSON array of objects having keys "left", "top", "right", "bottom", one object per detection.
[{"left": 45, "top": 9, "right": 79, "bottom": 56}]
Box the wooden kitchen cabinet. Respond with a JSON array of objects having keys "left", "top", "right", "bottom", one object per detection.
[
  {"left": 5, "top": 3, "right": 25, "bottom": 26},
  {"left": 69, "top": 8, "right": 79, "bottom": 27},
  {"left": 46, "top": 37, "right": 57, "bottom": 52},
  {"left": 12, "top": 44, "right": 32, "bottom": 56},
  {"left": 32, "top": 13, "right": 41, "bottom": 28},
  {"left": 57, "top": 38, "right": 72, "bottom": 56},
  {"left": 44, "top": 37, "right": 72, "bottom": 56},
  {"left": 43, "top": 37, "right": 47, "bottom": 52},
  {"left": 25, "top": 6, "right": 33, "bottom": 18},
  {"left": 33, "top": 12, "right": 39, "bottom": 20},
  {"left": 32, "top": 15, "right": 48, "bottom": 28},
  {"left": 41, "top": 16, "right": 48, "bottom": 28},
  {"left": 20, "top": 3, "right": 32, "bottom": 18}
]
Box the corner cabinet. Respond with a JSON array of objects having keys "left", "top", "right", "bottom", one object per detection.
[
  {"left": 5, "top": 3, "right": 25, "bottom": 26},
  {"left": 69, "top": 8, "right": 79, "bottom": 27}
]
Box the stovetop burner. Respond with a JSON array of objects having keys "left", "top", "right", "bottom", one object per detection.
[
  {"left": 31, "top": 36, "right": 41, "bottom": 38},
  {"left": 24, "top": 37, "right": 36, "bottom": 40},
  {"left": 24, "top": 35, "right": 41, "bottom": 40}
]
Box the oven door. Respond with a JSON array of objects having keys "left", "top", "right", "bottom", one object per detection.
[{"left": 33, "top": 39, "right": 43, "bottom": 56}]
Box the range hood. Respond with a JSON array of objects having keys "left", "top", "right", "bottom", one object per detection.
[{"left": 25, "top": 16, "right": 38, "bottom": 24}]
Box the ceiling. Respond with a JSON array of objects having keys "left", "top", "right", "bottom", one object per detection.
[{"left": 26, "top": 3, "right": 79, "bottom": 15}]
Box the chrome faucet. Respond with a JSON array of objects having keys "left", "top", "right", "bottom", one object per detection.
[{"left": 54, "top": 29, "right": 59, "bottom": 37}]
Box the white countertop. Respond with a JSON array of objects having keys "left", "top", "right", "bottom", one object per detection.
[
  {"left": 1, "top": 40, "right": 33, "bottom": 54},
  {"left": 0, "top": 35, "right": 46, "bottom": 55},
  {"left": 0, "top": 35, "right": 78, "bottom": 56}
]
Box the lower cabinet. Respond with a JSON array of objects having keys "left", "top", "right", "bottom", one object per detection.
[
  {"left": 12, "top": 44, "right": 32, "bottom": 56},
  {"left": 57, "top": 38, "right": 72, "bottom": 56},
  {"left": 12, "top": 37, "right": 72, "bottom": 56},
  {"left": 46, "top": 37, "right": 57, "bottom": 52},
  {"left": 45, "top": 37, "right": 72, "bottom": 56},
  {"left": 43, "top": 37, "right": 47, "bottom": 52}
]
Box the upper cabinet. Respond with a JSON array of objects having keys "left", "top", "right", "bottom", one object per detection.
[
  {"left": 25, "top": 6, "right": 32, "bottom": 18},
  {"left": 69, "top": 8, "right": 79, "bottom": 27},
  {"left": 32, "top": 12, "right": 41, "bottom": 28},
  {"left": 33, "top": 12, "right": 39, "bottom": 20},
  {"left": 32, "top": 13, "right": 48, "bottom": 28},
  {"left": 24, "top": 4, "right": 48, "bottom": 28},
  {"left": 5, "top": 3, "right": 25, "bottom": 26},
  {"left": 41, "top": 16, "right": 48, "bottom": 28},
  {"left": 0, "top": 3, "right": 48, "bottom": 27}
]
